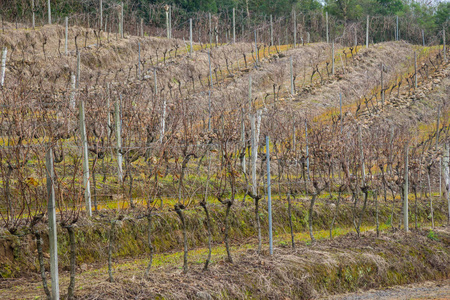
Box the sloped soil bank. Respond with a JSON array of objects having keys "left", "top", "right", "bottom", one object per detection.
[{"left": 58, "top": 228, "right": 450, "bottom": 299}]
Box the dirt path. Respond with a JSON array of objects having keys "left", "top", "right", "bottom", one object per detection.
[{"left": 329, "top": 280, "right": 450, "bottom": 299}]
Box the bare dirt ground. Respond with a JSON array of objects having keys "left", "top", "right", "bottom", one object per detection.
[{"left": 329, "top": 279, "right": 450, "bottom": 299}]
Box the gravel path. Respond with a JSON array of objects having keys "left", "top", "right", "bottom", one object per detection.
[{"left": 328, "top": 280, "right": 450, "bottom": 299}]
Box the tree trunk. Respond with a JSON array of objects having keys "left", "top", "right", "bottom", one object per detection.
[
  {"left": 375, "top": 190, "right": 379, "bottom": 237},
  {"left": 255, "top": 197, "right": 261, "bottom": 253},
  {"left": 309, "top": 194, "right": 317, "bottom": 243},
  {"left": 357, "top": 188, "right": 369, "bottom": 238},
  {"left": 200, "top": 201, "right": 212, "bottom": 271},
  {"left": 427, "top": 170, "right": 434, "bottom": 228},
  {"left": 66, "top": 226, "right": 76, "bottom": 300},
  {"left": 35, "top": 232, "right": 51, "bottom": 300},
  {"left": 329, "top": 191, "right": 342, "bottom": 239},
  {"left": 144, "top": 213, "right": 154, "bottom": 278},
  {"left": 224, "top": 200, "right": 233, "bottom": 263},
  {"left": 287, "top": 193, "right": 295, "bottom": 248},
  {"left": 175, "top": 205, "right": 188, "bottom": 273},
  {"left": 108, "top": 221, "right": 116, "bottom": 282}
]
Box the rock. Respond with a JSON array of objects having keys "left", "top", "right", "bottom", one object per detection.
[{"left": 196, "top": 291, "right": 212, "bottom": 299}]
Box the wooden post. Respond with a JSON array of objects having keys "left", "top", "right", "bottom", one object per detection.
[
  {"left": 47, "top": 0, "right": 51, "bottom": 25},
  {"left": 354, "top": 27, "right": 357, "bottom": 47},
  {"left": 106, "top": 83, "right": 111, "bottom": 138},
  {"left": 32, "top": 0, "right": 35, "bottom": 29},
  {"left": 241, "top": 109, "right": 246, "bottom": 173},
  {"left": 266, "top": 135, "right": 273, "bottom": 256},
  {"left": 120, "top": 2, "right": 124, "bottom": 38},
  {"left": 70, "top": 74, "right": 76, "bottom": 109},
  {"left": 396, "top": 15, "right": 399, "bottom": 41},
  {"left": 208, "top": 13, "right": 212, "bottom": 45},
  {"left": 208, "top": 49, "right": 213, "bottom": 88},
  {"left": 339, "top": 93, "right": 343, "bottom": 134},
  {"left": 153, "top": 68, "right": 157, "bottom": 95},
  {"left": 248, "top": 75, "right": 252, "bottom": 109},
  {"left": 233, "top": 8, "right": 236, "bottom": 44},
  {"left": 46, "top": 148, "right": 59, "bottom": 300},
  {"left": 359, "top": 125, "right": 365, "bottom": 184},
  {"left": 290, "top": 56, "right": 294, "bottom": 95},
  {"left": 293, "top": 9, "right": 297, "bottom": 47},
  {"left": 100, "top": 0, "right": 103, "bottom": 30},
  {"left": 307, "top": 32, "right": 310, "bottom": 44},
  {"left": 79, "top": 100, "right": 92, "bottom": 217},
  {"left": 65, "top": 17, "right": 68, "bottom": 55},
  {"left": 404, "top": 142, "right": 409, "bottom": 232},
  {"left": 208, "top": 90, "right": 212, "bottom": 131},
  {"left": 436, "top": 106, "right": 441, "bottom": 151},
  {"left": 115, "top": 98, "right": 123, "bottom": 182},
  {"left": 414, "top": 51, "right": 417, "bottom": 90},
  {"left": 444, "top": 28, "right": 447, "bottom": 62},
  {"left": 251, "top": 114, "right": 257, "bottom": 195},
  {"left": 160, "top": 97, "right": 166, "bottom": 143},
  {"left": 1, "top": 47, "right": 7, "bottom": 88},
  {"left": 76, "top": 51, "right": 81, "bottom": 89},
  {"left": 189, "top": 18, "right": 193, "bottom": 56},
  {"left": 422, "top": 29, "right": 425, "bottom": 46},
  {"left": 366, "top": 15, "right": 369, "bottom": 48},
  {"left": 166, "top": 7, "right": 170, "bottom": 38},
  {"left": 381, "top": 63, "right": 384, "bottom": 105},
  {"left": 140, "top": 18, "right": 143, "bottom": 37},
  {"left": 254, "top": 30, "right": 258, "bottom": 65},
  {"left": 444, "top": 143, "right": 450, "bottom": 224},
  {"left": 270, "top": 15, "right": 273, "bottom": 46},
  {"left": 305, "top": 120, "right": 310, "bottom": 180},
  {"left": 138, "top": 42, "right": 141, "bottom": 79},
  {"left": 326, "top": 12, "right": 329, "bottom": 44},
  {"left": 169, "top": 6, "right": 172, "bottom": 39},
  {"left": 332, "top": 42, "right": 335, "bottom": 75}
]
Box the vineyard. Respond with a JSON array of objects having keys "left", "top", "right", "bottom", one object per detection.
[{"left": 0, "top": 3, "right": 450, "bottom": 299}]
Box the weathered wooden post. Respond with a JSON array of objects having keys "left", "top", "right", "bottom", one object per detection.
[
  {"left": 138, "top": 42, "right": 141, "bottom": 79},
  {"left": 140, "top": 18, "right": 143, "bottom": 37},
  {"left": 70, "top": 74, "right": 76, "bottom": 109},
  {"left": 208, "top": 13, "right": 212, "bottom": 45},
  {"left": 46, "top": 148, "right": 59, "bottom": 300},
  {"left": 396, "top": 15, "right": 399, "bottom": 41},
  {"left": 414, "top": 52, "right": 417, "bottom": 89},
  {"left": 326, "top": 12, "right": 329, "bottom": 43},
  {"left": 165, "top": 6, "right": 170, "bottom": 38},
  {"left": 366, "top": 15, "right": 369, "bottom": 48},
  {"left": 1, "top": 47, "right": 7, "bottom": 88},
  {"left": 444, "top": 27, "right": 447, "bottom": 62},
  {"left": 444, "top": 143, "right": 450, "bottom": 224},
  {"left": 293, "top": 9, "right": 297, "bottom": 47},
  {"left": 76, "top": 51, "right": 81, "bottom": 89},
  {"left": 254, "top": 30, "right": 258, "bottom": 65},
  {"left": 153, "top": 68, "right": 158, "bottom": 95},
  {"left": 233, "top": 8, "right": 236, "bottom": 44},
  {"left": 106, "top": 83, "right": 111, "bottom": 138},
  {"left": 436, "top": 106, "right": 441, "bottom": 151},
  {"left": 115, "top": 98, "right": 123, "bottom": 182},
  {"left": 339, "top": 93, "right": 343, "bottom": 134},
  {"left": 307, "top": 32, "right": 310, "bottom": 44},
  {"left": 290, "top": 56, "right": 294, "bottom": 95},
  {"left": 305, "top": 119, "right": 310, "bottom": 179},
  {"left": 422, "top": 29, "right": 425, "bottom": 46},
  {"left": 47, "top": 0, "right": 51, "bottom": 25},
  {"left": 266, "top": 135, "right": 273, "bottom": 256},
  {"left": 381, "top": 63, "right": 384, "bottom": 105},
  {"left": 404, "top": 142, "right": 409, "bottom": 232},
  {"left": 79, "top": 100, "right": 92, "bottom": 217},
  {"left": 332, "top": 42, "right": 335, "bottom": 75},
  {"left": 270, "top": 15, "right": 273, "bottom": 46},
  {"left": 189, "top": 18, "right": 193, "bottom": 56},
  {"left": 120, "top": 2, "right": 124, "bottom": 38},
  {"left": 169, "top": 6, "right": 172, "bottom": 38},
  {"left": 160, "top": 96, "right": 166, "bottom": 143},
  {"left": 65, "top": 17, "right": 68, "bottom": 55},
  {"left": 100, "top": 0, "right": 103, "bottom": 30},
  {"left": 32, "top": 0, "right": 35, "bottom": 29},
  {"left": 359, "top": 125, "right": 365, "bottom": 183}
]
